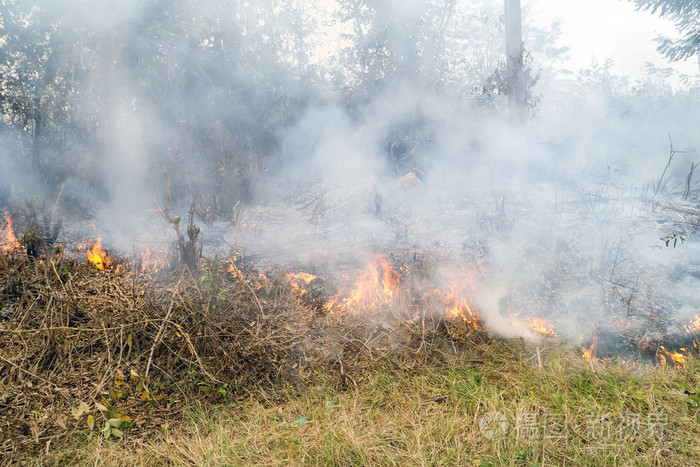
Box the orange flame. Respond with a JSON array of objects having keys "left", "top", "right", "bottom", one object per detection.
[
  {"left": 657, "top": 346, "right": 688, "bottom": 367},
  {"left": 684, "top": 314, "right": 700, "bottom": 334},
  {"left": 323, "top": 254, "right": 402, "bottom": 315},
  {"left": 529, "top": 317, "right": 556, "bottom": 336},
  {"left": 430, "top": 268, "right": 481, "bottom": 329},
  {"left": 441, "top": 275, "right": 480, "bottom": 329},
  {"left": 287, "top": 272, "right": 316, "bottom": 304},
  {"left": 227, "top": 263, "right": 269, "bottom": 290},
  {"left": 582, "top": 338, "right": 601, "bottom": 362},
  {"left": 87, "top": 238, "right": 113, "bottom": 270},
  {"left": 509, "top": 313, "right": 556, "bottom": 336},
  {"left": 139, "top": 247, "right": 166, "bottom": 272},
  {"left": 1, "top": 213, "right": 21, "bottom": 253}
]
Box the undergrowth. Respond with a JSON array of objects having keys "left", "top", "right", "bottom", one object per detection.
[{"left": 39, "top": 343, "right": 700, "bottom": 466}]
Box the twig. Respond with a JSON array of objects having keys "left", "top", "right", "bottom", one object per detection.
[
  {"left": 155, "top": 170, "right": 185, "bottom": 253},
  {"left": 0, "top": 354, "right": 59, "bottom": 390},
  {"left": 164, "top": 319, "right": 222, "bottom": 384},
  {"left": 428, "top": 395, "right": 449, "bottom": 403},
  {"left": 145, "top": 277, "right": 183, "bottom": 377},
  {"left": 683, "top": 162, "right": 697, "bottom": 200},
  {"left": 145, "top": 301, "right": 176, "bottom": 378},
  {"left": 229, "top": 263, "right": 266, "bottom": 319},
  {"left": 1, "top": 318, "right": 182, "bottom": 334},
  {"left": 654, "top": 133, "right": 687, "bottom": 196},
  {"left": 53, "top": 182, "right": 65, "bottom": 210}
]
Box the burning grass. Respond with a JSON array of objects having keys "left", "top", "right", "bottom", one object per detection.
[
  {"left": 1, "top": 214, "right": 21, "bottom": 253},
  {"left": 0, "top": 249, "right": 487, "bottom": 463},
  {"left": 1, "top": 230, "right": 699, "bottom": 464}
]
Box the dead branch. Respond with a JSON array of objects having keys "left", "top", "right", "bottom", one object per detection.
[
  {"left": 654, "top": 133, "right": 688, "bottom": 197},
  {"left": 683, "top": 162, "right": 697, "bottom": 200},
  {"left": 155, "top": 171, "right": 201, "bottom": 271}
]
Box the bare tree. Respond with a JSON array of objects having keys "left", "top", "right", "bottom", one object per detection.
[{"left": 504, "top": 0, "right": 526, "bottom": 120}]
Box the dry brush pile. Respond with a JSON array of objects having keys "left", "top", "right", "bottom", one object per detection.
[{"left": 0, "top": 248, "right": 485, "bottom": 462}]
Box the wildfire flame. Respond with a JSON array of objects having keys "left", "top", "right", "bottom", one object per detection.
[
  {"left": 287, "top": 272, "right": 316, "bottom": 305},
  {"left": 582, "top": 337, "right": 601, "bottom": 362},
  {"left": 86, "top": 238, "right": 113, "bottom": 270},
  {"left": 227, "top": 263, "right": 268, "bottom": 290},
  {"left": 509, "top": 312, "right": 556, "bottom": 337},
  {"left": 139, "top": 247, "right": 165, "bottom": 272},
  {"left": 657, "top": 346, "right": 688, "bottom": 367},
  {"left": 638, "top": 340, "right": 689, "bottom": 367},
  {"left": 1, "top": 213, "right": 21, "bottom": 253},
  {"left": 323, "top": 254, "right": 402, "bottom": 315},
  {"left": 440, "top": 272, "right": 480, "bottom": 329},
  {"left": 684, "top": 314, "right": 700, "bottom": 334}
]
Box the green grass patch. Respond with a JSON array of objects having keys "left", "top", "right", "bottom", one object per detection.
[{"left": 38, "top": 341, "right": 700, "bottom": 466}]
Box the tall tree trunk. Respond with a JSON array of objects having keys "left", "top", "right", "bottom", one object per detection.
[{"left": 504, "top": 0, "right": 525, "bottom": 121}]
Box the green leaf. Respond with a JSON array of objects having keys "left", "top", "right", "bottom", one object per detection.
[
  {"left": 87, "top": 415, "right": 95, "bottom": 430},
  {"left": 80, "top": 401, "right": 90, "bottom": 413},
  {"left": 110, "top": 428, "right": 125, "bottom": 438},
  {"left": 95, "top": 402, "right": 108, "bottom": 412},
  {"left": 108, "top": 418, "right": 122, "bottom": 428}
]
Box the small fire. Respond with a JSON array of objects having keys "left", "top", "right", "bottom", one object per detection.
[
  {"left": 323, "top": 254, "right": 402, "bottom": 315},
  {"left": 529, "top": 317, "right": 556, "bottom": 336},
  {"left": 87, "top": 238, "right": 113, "bottom": 270},
  {"left": 139, "top": 247, "right": 165, "bottom": 272},
  {"left": 429, "top": 267, "right": 482, "bottom": 329},
  {"left": 582, "top": 338, "right": 601, "bottom": 362},
  {"left": 657, "top": 346, "right": 688, "bottom": 367},
  {"left": 287, "top": 272, "right": 316, "bottom": 305},
  {"left": 227, "top": 263, "right": 269, "bottom": 290},
  {"left": 639, "top": 340, "right": 690, "bottom": 367},
  {"left": 684, "top": 314, "right": 700, "bottom": 334},
  {"left": 1, "top": 213, "right": 21, "bottom": 253},
  {"left": 509, "top": 313, "right": 556, "bottom": 337},
  {"left": 441, "top": 274, "right": 480, "bottom": 329}
]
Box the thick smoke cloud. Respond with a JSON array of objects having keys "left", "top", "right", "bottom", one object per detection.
[{"left": 0, "top": 1, "right": 698, "bottom": 348}]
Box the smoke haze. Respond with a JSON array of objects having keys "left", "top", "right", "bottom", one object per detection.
[{"left": 0, "top": 0, "right": 699, "bottom": 349}]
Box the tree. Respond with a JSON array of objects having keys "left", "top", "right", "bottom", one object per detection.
[
  {"left": 504, "top": 0, "right": 525, "bottom": 120},
  {"left": 628, "top": 0, "right": 700, "bottom": 64}
]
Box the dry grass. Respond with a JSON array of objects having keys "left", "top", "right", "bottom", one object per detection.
[
  {"left": 39, "top": 342, "right": 700, "bottom": 466},
  {"left": 0, "top": 250, "right": 483, "bottom": 463},
  {"left": 1, "top": 247, "right": 699, "bottom": 465}
]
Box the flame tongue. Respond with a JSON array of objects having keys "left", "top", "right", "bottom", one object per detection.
[
  {"left": 582, "top": 338, "right": 601, "bottom": 362},
  {"left": 287, "top": 271, "right": 317, "bottom": 306},
  {"left": 657, "top": 345, "right": 688, "bottom": 367},
  {"left": 324, "top": 254, "right": 402, "bottom": 315},
  {"left": 509, "top": 313, "right": 556, "bottom": 337},
  {"left": 87, "top": 238, "right": 113, "bottom": 270},
  {"left": 684, "top": 314, "right": 700, "bottom": 334},
  {"left": 1, "top": 213, "right": 21, "bottom": 253},
  {"left": 227, "top": 263, "right": 269, "bottom": 290},
  {"left": 140, "top": 247, "right": 165, "bottom": 272},
  {"left": 437, "top": 268, "right": 481, "bottom": 329},
  {"left": 442, "top": 283, "right": 480, "bottom": 328}
]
